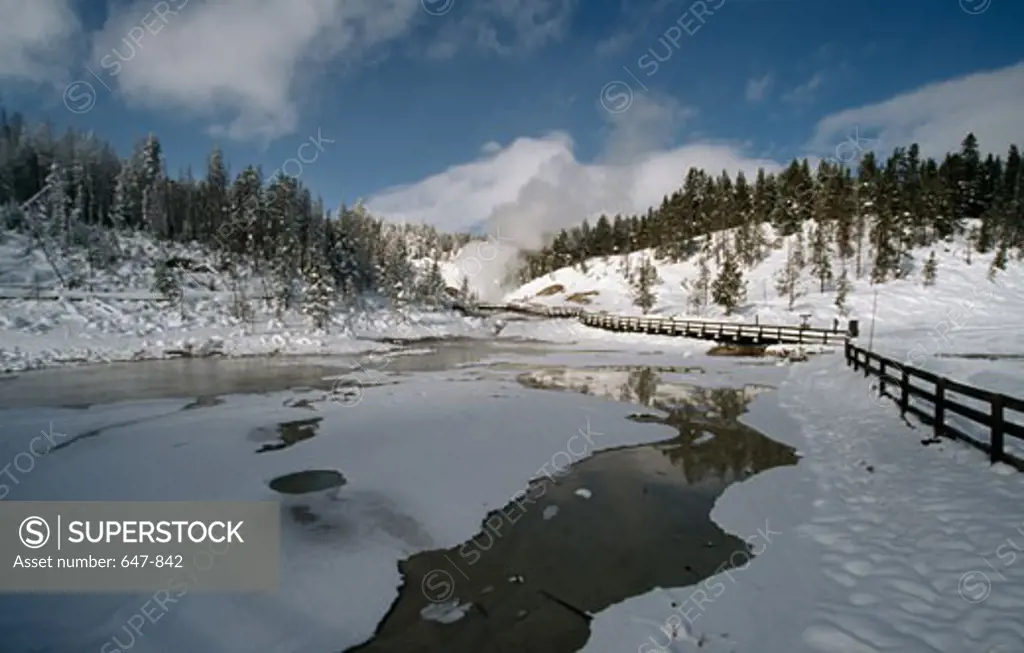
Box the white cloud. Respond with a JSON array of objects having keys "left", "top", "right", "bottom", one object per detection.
[
  {"left": 368, "top": 93, "right": 779, "bottom": 247},
  {"left": 745, "top": 73, "right": 772, "bottom": 102},
  {"left": 367, "top": 93, "right": 777, "bottom": 301},
  {"left": 89, "top": 0, "right": 421, "bottom": 142},
  {"left": 782, "top": 72, "right": 823, "bottom": 105},
  {"left": 82, "top": 0, "right": 576, "bottom": 141},
  {"left": 807, "top": 61, "right": 1024, "bottom": 161},
  {"left": 0, "top": 0, "right": 80, "bottom": 83}
]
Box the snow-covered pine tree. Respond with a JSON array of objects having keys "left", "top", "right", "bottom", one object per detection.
[
  {"left": 711, "top": 252, "right": 746, "bottom": 315},
  {"left": 110, "top": 162, "right": 133, "bottom": 236},
  {"left": 203, "top": 146, "right": 231, "bottom": 243},
  {"left": 989, "top": 241, "right": 1008, "bottom": 280},
  {"left": 379, "top": 230, "right": 414, "bottom": 304},
  {"left": 631, "top": 256, "right": 660, "bottom": 314},
  {"left": 44, "top": 161, "right": 70, "bottom": 245},
  {"left": 808, "top": 221, "right": 833, "bottom": 292},
  {"left": 303, "top": 263, "right": 335, "bottom": 331},
  {"left": 854, "top": 152, "right": 879, "bottom": 279},
  {"left": 154, "top": 260, "right": 183, "bottom": 306},
  {"left": 140, "top": 134, "right": 166, "bottom": 238},
  {"left": 457, "top": 274, "right": 477, "bottom": 305},
  {"left": 265, "top": 175, "right": 300, "bottom": 315},
  {"left": 70, "top": 165, "right": 88, "bottom": 249},
  {"left": 834, "top": 267, "right": 852, "bottom": 315},
  {"left": 418, "top": 258, "right": 446, "bottom": 305}
]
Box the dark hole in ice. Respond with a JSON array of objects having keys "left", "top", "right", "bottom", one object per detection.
[{"left": 269, "top": 469, "right": 347, "bottom": 495}]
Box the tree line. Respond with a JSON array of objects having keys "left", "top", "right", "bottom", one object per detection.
[
  {"left": 2, "top": 106, "right": 1020, "bottom": 321},
  {"left": 519, "top": 134, "right": 1022, "bottom": 314},
  {"left": 0, "top": 108, "right": 474, "bottom": 326}
]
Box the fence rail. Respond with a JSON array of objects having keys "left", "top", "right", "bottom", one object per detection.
[
  {"left": 479, "top": 302, "right": 852, "bottom": 345},
  {"left": 845, "top": 341, "right": 1024, "bottom": 471}
]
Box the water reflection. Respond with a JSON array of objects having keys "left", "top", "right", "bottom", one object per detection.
[
  {"left": 518, "top": 366, "right": 787, "bottom": 485},
  {"left": 347, "top": 366, "right": 796, "bottom": 653}
]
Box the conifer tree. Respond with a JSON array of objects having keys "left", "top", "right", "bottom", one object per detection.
[
  {"left": 631, "top": 256, "right": 660, "bottom": 314},
  {"left": 303, "top": 264, "right": 335, "bottom": 331},
  {"left": 922, "top": 251, "right": 938, "bottom": 286},
  {"left": 689, "top": 254, "right": 711, "bottom": 314},
  {"left": 458, "top": 274, "right": 476, "bottom": 305},
  {"left": 711, "top": 253, "right": 746, "bottom": 315},
  {"left": 834, "top": 267, "right": 851, "bottom": 315},
  {"left": 154, "top": 260, "right": 183, "bottom": 307},
  {"left": 418, "top": 259, "right": 446, "bottom": 305},
  {"left": 988, "top": 241, "right": 1008, "bottom": 280},
  {"left": 808, "top": 221, "right": 834, "bottom": 292},
  {"left": 775, "top": 233, "right": 805, "bottom": 310}
]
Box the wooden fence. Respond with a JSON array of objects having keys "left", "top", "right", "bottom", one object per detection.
[
  {"left": 483, "top": 301, "right": 1024, "bottom": 471},
  {"left": 480, "top": 302, "right": 851, "bottom": 345},
  {"left": 845, "top": 341, "right": 1024, "bottom": 471}
]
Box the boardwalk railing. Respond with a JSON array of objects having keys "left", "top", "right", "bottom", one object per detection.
[
  {"left": 479, "top": 302, "right": 851, "bottom": 345},
  {"left": 845, "top": 341, "right": 1024, "bottom": 471}
]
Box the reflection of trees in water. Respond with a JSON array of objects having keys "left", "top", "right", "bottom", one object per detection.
[
  {"left": 656, "top": 413, "right": 795, "bottom": 485},
  {"left": 628, "top": 367, "right": 658, "bottom": 406},
  {"left": 635, "top": 374, "right": 794, "bottom": 485},
  {"left": 518, "top": 366, "right": 796, "bottom": 486}
]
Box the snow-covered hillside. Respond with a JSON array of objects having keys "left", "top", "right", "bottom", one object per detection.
[
  {"left": 506, "top": 224, "right": 1024, "bottom": 397},
  {"left": 0, "top": 231, "right": 490, "bottom": 373}
]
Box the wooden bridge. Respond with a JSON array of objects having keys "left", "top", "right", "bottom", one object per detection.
[{"left": 475, "top": 302, "right": 853, "bottom": 345}]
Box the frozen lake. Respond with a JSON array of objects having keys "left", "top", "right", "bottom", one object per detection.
[{"left": 0, "top": 336, "right": 799, "bottom": 653}]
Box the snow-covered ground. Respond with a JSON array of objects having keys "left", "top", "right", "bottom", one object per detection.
[
  {"left": 505, "top": 226, "right": 1024, "bottom": 399},
  {"left": 2, "top": 334, "right": 1023, "bottom": 652},
  {"left": 0, "top": 231, "right": 507, "bottom": 372},
  {"left": 0, "top": 296, "right": 509, "bottom": 372}
]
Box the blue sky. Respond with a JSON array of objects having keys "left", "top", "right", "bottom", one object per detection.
[{"left": 2, "top": 0, "right": 1023, "bottom": 236}]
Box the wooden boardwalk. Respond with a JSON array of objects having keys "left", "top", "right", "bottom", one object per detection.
[{"left": 476, "top": 303, "right": 852, "bottom": 345}]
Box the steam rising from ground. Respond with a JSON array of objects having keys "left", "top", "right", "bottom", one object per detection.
[
  {"left": 448, "top": 241, "right": 522, "bottom": 303},
  {"left": 376, "top": 95, "right": 780, "bottom": 300},
  {"left": 454, "top": 94, "right": 769, "bottom": 300}
]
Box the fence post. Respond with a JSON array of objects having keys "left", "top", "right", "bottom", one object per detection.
[
  {"left": 991, "top": 395, "right": 1004, "bottom": 464},
  {"left": 879, "top": 360, "right": 887, "bottom": 396},
  {"left": 845, "top": 341, "right": 851, "bottom": 366},
  {"left": 899, "top": 369, "right": 909, "bottom": 416},
  {"left": 864, "top": 352, "right": 870, "bottom": 377},
  {"left": 934, "top": 378, "right": 946, "bottom": 439}
]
